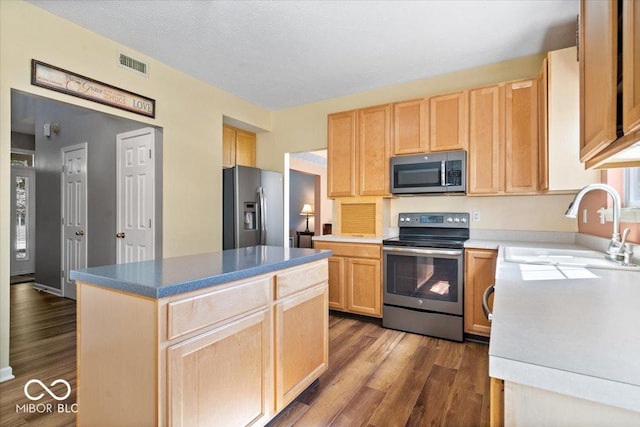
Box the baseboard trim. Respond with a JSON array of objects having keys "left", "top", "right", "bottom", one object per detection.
[
  {"left": 0, "top": 366, "right": 15, "bottom": 383},
  {"left": 32, "top": 283, "right": 63, "bottom": 297}
]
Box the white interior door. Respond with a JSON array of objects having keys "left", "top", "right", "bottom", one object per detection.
[
  {"left": 10, "top": 166, "right": 36, "bottom": 276},
  {"left": 117, "top": 128, "right": 155, "bottom": 264},
  {"left": 61, "top": 143, "right": 88, "bottom": 300}
]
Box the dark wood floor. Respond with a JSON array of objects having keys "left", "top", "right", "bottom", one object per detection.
[
  {"left": 0, "top": 283, "right": 76, "bottom": 427},
  {"left": 0, "top": 283, "right": 489, "bottom": 426},
  {"left": 268, "top": 315, "right": 490, "bottom": 427}
]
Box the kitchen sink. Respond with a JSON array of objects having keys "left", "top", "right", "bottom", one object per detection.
[{"left": 503, "top": 246, "right": 640, "bottom": 271}]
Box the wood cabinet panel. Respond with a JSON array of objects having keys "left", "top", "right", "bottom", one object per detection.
[
  {"left": 468, "top": 85, "right": 504, "bottom": 195},
  {"left": 538, "top": 58, "right": 549, "bottom": 192},
  {"left": 326, "top": 256, "right": 346, "bottom": 310},
  {"left": 579, "top": 0, "right": 618, "bottom": 161},
  {"left": 393, "top": 98, "right": 428, "bottom": 154},
  {"left": 429, "top": 91, "right": 469, "bottom": 152},
  {"left": 168, "top": 310, "right": 271, "bottom": 426},
  {"left": 623, "top": 0, "right": 640, "bottom": 134},
  {"left": 222, "top": 125, "right": 236, "bottom": 168},
  {"left": 275, "top": 285, "right": 328, "bottom": 411},
  {"left": 328, "top": 111, "right": 358, "bottom": 197},
  {"left": 505, "top": 79, "right": 539, "bottom": 193},
  {"left": 314, "top": 241, "right": 381, "bottom": 259},
  {"left": 314, "top": 241, "right": 381, "bottom": 317},
  {"left": 464, "top": 248, "right": 497, "bottom": 337},
  {"left": 347, "top": 258, "right": 381, "bottom": 317},
  {"left": 167, "top": 276, "right": 270, "bottom": 340},
  {"left": 276, "top": 260, "right": 328, "bottom": 299},
  {"left": 223, "top": 125, "right": 256, "bottom": 168},
  {"left": 359, "top": 104, "right": 392, "bottom": 196},
  {"left": 235, "top": 129, "right": 256, "bottom": 167},
  {"left": 490, "top": 377, "right": 504, "bottom": 427}
]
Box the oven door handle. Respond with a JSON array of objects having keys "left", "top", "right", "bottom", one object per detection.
[
  {"left": 482, "top": 284, "right": 495, "bottom": 322},
  {"left": 383, "top": 246, "right": 463, "bottom": 257}
]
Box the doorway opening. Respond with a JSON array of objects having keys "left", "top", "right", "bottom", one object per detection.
[
  {"left": 9, "top": 89, "right": 163, "bottom": 298},
  {"left": 286, "top": 150, "right": 332, "bottom": 248}
]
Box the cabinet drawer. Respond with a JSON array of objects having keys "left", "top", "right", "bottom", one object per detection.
[
  {"left": 314, "top": 242, "right": 381, "bottom": 259},
  {"left": 276, "top": 261, "right": 328, "bottom": 299},
  {"left": 167, "top": 277, "right": 270, "bottom": 340}
]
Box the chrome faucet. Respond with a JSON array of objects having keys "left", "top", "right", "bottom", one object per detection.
[{"left": 565, "top": 183, "right": 633, "bottom": 264}]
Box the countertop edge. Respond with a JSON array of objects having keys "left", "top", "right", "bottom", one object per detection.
[
  {"left": 489, "top": 355, "right": 640, "bottom": 413},
  {"left": 71, "top": 250, "right": 332, "bottom": 299}
]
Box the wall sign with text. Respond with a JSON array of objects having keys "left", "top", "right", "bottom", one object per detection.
[{"left": 31, "top": 60, "right": 156, "bottom": 118}]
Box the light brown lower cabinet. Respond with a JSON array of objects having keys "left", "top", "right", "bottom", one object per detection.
[
  {"left": 314, "top": 241, "right": 382, "bottom": 317},
  {"left": 77, "top": 259, "right": 328, "bottom": 426},
  {"left": 464, "top": 248, "right": 498, "bottom": 337},
  {"left": 490, "top": 377, "right": 504, "bottom": 427},
  {"left": 168, "top": 310, "right": 271, "bottom": 426}
]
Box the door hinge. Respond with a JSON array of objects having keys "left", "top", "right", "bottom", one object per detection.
[
  {"left": 149, "top": 219, "right": 152, "bottom": 228},
  {"left": 61, "top": 165, "right": 66, "bottom": 173},
  {"left": 149, "top": 149, "right": 152, "bottom": 159},
  {"left": 61, "top": 217, "right": 64, "bottom": 225},
  {"left": 61, "top": 270, "right": 64, "bottom": 278}
]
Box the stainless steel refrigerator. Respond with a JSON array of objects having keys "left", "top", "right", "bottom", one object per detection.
[{"left": 223, "top": 165, "right": 285, "bottom": 249}]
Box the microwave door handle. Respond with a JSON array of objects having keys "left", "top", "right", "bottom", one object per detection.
[{"left": 441, "top": 160, "right": 446, "bottom": 186}]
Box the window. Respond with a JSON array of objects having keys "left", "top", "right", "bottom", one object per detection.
[
  {"left": 11, "top": 151, "right": 34, "bottom": 167},
  {"left": 624, "top": 167, "right": 640, "bottom": 207}
]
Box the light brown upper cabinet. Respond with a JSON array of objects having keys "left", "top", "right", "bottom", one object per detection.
[
  {"left": 222, "top": 125, "right": 256, "bottom": 168},
  {"left": 359, "top": 104, "right": 392, "bottom": 196},
  {"left": 505, "top": 79, "right": 539, "bottom": 193},
  {"left": 579, "top": 0, "right": 640, "bottom": 168},
  {"left": 538, "top": 58, "right": 549, "bottom": 193},
  {"left": 429, "top": 91, "right": 469, "bottom": 152},
  {"left": 327, "top": 105, "right": 391, "bottom": 198},
  {"left": 468, "top": 79, "right": 539, "bottom": 195},
  {"left": 623, "top": 0, "right": 640, "bottom": 135},
  {"left": 222, "top": 125, "right": 236, "bottom": 168},
  {"left": 327, "top": 110, "right": 358, "bottom": 197},
  {"left": 468, "top": 85, "right": 504, "bottom": 195},
  {"left": 393, "top": 99, "right": 428, "bottom": 155},
  {"left": 579, "top": 0, "right": 618, "bottom": 161}
]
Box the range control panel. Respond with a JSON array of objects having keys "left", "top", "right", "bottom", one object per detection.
[{"left": 397, "top": 212, "right": 470, "bottom": 228}]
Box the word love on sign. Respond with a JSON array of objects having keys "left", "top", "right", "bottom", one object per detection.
[{"left": 31, "top": 60, "right": 156, "bottom": 118}]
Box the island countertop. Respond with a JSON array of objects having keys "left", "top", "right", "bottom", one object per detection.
[{"left": 70, "top": 245, "right": 332, "bottom": 298}]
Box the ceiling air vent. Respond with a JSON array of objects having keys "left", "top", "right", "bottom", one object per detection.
[{"left": 118, "top": 52, "right": 149, "bottom": 77}]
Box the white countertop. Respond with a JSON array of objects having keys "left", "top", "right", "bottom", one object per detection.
[{"left": 488, "top": 241, "right": 640, "bottom": 413}]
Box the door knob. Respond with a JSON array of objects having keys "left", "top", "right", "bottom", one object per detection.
[
  {"left": 75, "top": 230, "right": 85, "bottom": 236},
  {"left": 116, "top": 232, "right": 126, "bottom": 239}
]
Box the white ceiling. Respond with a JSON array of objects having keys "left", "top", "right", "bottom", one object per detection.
[{"left": 25, "top": 0, "right": 579, "bottom": 112}]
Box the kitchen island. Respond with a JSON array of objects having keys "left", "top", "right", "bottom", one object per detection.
[
  {"left": 489, "top": 242, "right": 640, "bottom": 425},
  {"left": 70, "top": 245, "right": 331, "bottom": 427}
]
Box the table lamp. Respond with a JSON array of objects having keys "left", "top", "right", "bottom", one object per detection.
[{"left": 299, "top": 203, "right": 314, "bottom": 232}]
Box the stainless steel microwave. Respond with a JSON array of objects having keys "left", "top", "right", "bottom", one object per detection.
[{"left": 390, "top": 150, "right": 466, "bottom": 195}]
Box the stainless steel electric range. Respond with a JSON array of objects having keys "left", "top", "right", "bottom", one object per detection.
[{"left": 382, "top": 212, "right": 469, "bottom": 342}]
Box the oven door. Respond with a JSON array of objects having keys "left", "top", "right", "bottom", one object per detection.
[{"left": 383, "top": 246, "right": 463, "bottom": 315}]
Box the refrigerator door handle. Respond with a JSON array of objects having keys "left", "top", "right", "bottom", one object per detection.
[{"left": 257, "top": 186, "right": 267, "bottom": 245}]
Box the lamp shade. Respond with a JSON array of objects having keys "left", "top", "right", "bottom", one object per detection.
[{"left": 299, "top": 204, "right": 314, "bottom": 216}]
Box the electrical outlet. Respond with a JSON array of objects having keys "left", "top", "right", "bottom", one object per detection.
[
  {"left": 583, "top": 208, "right": 588, "bottom": 224},
  {"left": 472, "top": 211, "right": 480, "bottom": 222}
]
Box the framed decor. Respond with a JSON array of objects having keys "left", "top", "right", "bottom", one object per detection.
[{"left": 31, "top": 59, "right": 155, "bottom": 118}]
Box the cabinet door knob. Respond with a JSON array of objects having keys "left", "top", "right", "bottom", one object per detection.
[{"left": 116, "top": 232, "right": 126, "bottom": 239}]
